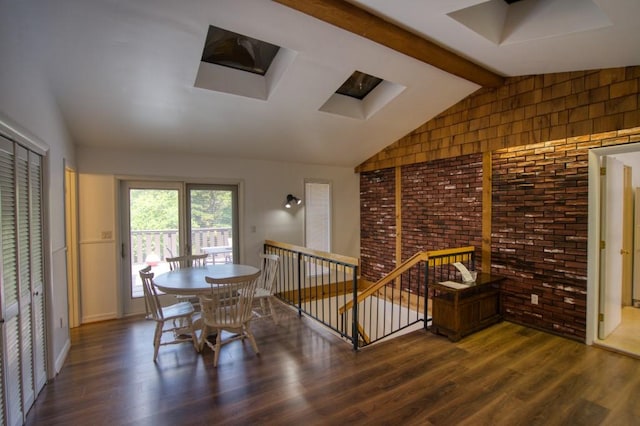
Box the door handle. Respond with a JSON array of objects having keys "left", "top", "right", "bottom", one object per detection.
[{"left": 620, "top": 249, "right": 630, "bottom": 255}]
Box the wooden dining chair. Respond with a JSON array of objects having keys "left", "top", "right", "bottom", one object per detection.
[
  {"left": 165, "top": 253, "right": 209, "bottom": 309},
  {"left": 139, "top": 266, "right": 200, "bottom": 361},
  {"left": 199, "top": 270, "right": 262, "bottom": 367},
  {"left": 166, "top": 253, "right": 208, "bottom": 270},
  {"left": 251, "top": 254, "right": 280, "bottom": 323}
]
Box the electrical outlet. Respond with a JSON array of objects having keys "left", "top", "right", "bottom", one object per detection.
[{"left": 531, "top": 294, "right": 539, "bottom": 305}]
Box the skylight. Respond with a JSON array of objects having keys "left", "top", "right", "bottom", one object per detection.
[
  {"left": 201, "top": 26, "right": 280, "bottom": 76},
  {"left": 194, "top": 25, "right": 296, "bottom": 101},
  {"left": 320, "top": 70, "right": 404, "bottom": 120},
  {"left": 335, "top": 71, "right": 383, "bottom": 100},
  {"left": 448, "top": 0, "right": 611, "bottom": 45}
]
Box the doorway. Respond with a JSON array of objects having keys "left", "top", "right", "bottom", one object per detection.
[
  {"left": 64, "top": 165, "right": 80, "bottom": 328},
  {"left": 588, "top": 143, "right": 640, "bottom": 357},
  {"left": 120, "top": 181, "right": 238, "bottom": 316}
]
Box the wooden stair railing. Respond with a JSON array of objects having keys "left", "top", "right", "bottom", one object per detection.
[
  {"left": 339, "top": 246, "right": 475, "bottom": 345},
  {"left": 338, "top": 250, "right": 429, "bottom": 315}
]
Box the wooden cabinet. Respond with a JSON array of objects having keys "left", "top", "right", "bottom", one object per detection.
[{"left": 430, "top": 273, "right": 503, "bottom": 342}]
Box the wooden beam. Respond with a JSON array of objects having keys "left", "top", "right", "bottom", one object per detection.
[
  {"left": 273, "top": 0, "right": 505, "bottom": 88},
  {"left": 482, "top": 151, "right": 492, "bottom": 272}
]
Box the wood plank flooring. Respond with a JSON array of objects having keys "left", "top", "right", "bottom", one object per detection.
[
  {"left": 594, "top": 306, "right": 640, "bottom": 358},
  {"left": 26, "top": 304, "right": 640, "bottom": 425}
]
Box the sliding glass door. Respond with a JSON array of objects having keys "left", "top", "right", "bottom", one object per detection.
[
  {"left": 187, "top": 184, "right": 238, "bottom": 265},
  {"left": 121, "top": 182, "right": 184, "bottom": 315},
  {"left": 121, "top": 181, "right": 238, "bottom": 315}
]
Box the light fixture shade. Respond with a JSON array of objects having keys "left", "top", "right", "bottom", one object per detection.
[{"left": 285, "top": 194, "right": 301, "bottom": 208}]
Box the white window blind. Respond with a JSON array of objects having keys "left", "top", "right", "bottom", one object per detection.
[{"left": 305, "top": 182, "right": 331, "bottom": 252}]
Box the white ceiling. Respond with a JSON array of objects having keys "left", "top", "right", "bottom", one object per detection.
[{"left": 7, "top": 0, "right": 640, "bottom": 167}]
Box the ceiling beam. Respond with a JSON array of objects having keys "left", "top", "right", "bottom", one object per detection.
[{"left": 273, "top": 0, "right": 505, "bottom": 88}]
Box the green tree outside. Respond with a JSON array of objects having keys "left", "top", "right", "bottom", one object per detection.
[{"left": 129, "top": 188, "right": 232, "bottom": 231}]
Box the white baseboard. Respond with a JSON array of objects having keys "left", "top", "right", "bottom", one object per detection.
[
  {"left": 54, "top": 338, "right": 71, "bottom": 376},
  {"left": 82, "top": 313, "right": 118, "bottom": 323}
]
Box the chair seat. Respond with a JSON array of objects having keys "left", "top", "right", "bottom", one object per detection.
[
  {"left": 200, "top": 271, "right": 262, "bottom": 367},
  {"left": 161, "top": 301, "right": 195, "bottom": 320},
  {"left": 139, "top": 266, "right": 200, "bottom": 361},
  {"left": 254, "top": 288, "right": 271, "bottom": 298},
  {"left": 248, "top": 253, "right": 280, "bottom": 323}
]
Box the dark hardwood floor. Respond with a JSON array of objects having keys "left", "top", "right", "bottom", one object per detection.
[{"left": 26, "top": 303, "right": 640, "bottom": 425}]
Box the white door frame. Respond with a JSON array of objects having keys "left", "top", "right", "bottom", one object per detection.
[
  {"left": 120, "top": 180, "right": 186, "bottom": 315},
  {"left": 587, "top": 142, "right": 640, "bottom": 345},
  {"left": 64, "top": 165, "right": 80, "bottom": 328}
]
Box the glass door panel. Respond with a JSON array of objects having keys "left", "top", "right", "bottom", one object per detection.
[
  {"left": 187, "top": 184, "right": 238, "bottom": 264},
  {"left": 122, "top": 182, "right": 184, "bottom": 315}
]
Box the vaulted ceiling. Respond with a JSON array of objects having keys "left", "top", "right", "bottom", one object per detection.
[{"left": 5, "top": 0, "right": 640, "bottom": 167}]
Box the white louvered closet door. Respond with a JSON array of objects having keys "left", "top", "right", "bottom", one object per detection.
[
  {"left": 0, "top": 136, "right": 46, "bottom": 426},
  {"left": 30, "top": 151, "right": 46, "bottom": 397}
]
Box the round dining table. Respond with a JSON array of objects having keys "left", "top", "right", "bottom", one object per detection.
[{"left": 153, "top": 264, "right": 260, "bottom": 295}]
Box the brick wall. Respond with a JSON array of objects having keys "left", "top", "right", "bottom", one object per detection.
[
  {"left": 360, "top": 168, "right": 396, "bottom": 282},
  {"left": 492, "top": 138, "right": 590, "bottom": 338},
  {"left": 493, "top": 129, "right": 640, "bottom": 339},
  {"left": 360, "top": 155, "right": 483, "bottom": 284},
  {"left": 357, "top": 66, "right": 640, "bottom": 341},
  {"left": 401, "top": 154, "right": 483, "bottom": 263}
]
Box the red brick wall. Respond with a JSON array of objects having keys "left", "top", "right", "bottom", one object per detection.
[
  {"left": 492, "top": 140, "right": 590, "bottom": 339},
  {"left": 359, "top": 154, "right": 483, "bottom": 288},
  {"left": 357, "top": 66, "right": 640, "bottom": 341},
  {"left": 360, "top": 128, "right": 640, "bottom": 341},
  {"left": 360, "top": 168, "right": 396, "bottom": 282},
  {"left": 401, "top": 154, "right": 483, "bottom": 263}
]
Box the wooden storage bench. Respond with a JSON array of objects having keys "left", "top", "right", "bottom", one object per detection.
[{"left": 430, "top": 273, "right": 504, "bottom": 342}]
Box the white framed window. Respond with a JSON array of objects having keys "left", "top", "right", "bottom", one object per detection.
[{"left": 304, "top": 180, "right": 331, "bottom": 252}]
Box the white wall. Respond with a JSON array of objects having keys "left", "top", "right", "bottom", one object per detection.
[
  {"left": 77, "top": 145, "right": 360, "bottom": 321},
  {"left": 0, "top": 3, "right": 77, "bottom": 375},
  {"left": 612, "top": 151, "right": 640, "bottom": 187}
]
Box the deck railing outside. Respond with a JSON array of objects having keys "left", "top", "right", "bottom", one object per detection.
[
  {"left": 131, "top": 227, "right": 232, "bottom": 264},
  {"left": 130, "top": 227, "right": 234, "bottom": 298}
]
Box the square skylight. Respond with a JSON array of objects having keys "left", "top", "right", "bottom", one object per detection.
[
  {"left": 194, "top": 25, "right": 296, "bottom": 101},
  {"left": 335, "top": 71, "right": 383, "bottom": 100},
  {"left": 201, "top": 26, "right": 280, "bottom": 76},
  {"left": 320, "top": 70, "right": 404, "bottom": 120},
  {"left": 448, "top": 0, "right": 611, "bottom": 45}
]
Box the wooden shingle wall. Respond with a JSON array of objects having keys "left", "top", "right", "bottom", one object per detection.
[{"left": 357, "top": 67, "right": 640, "bottom": 173}]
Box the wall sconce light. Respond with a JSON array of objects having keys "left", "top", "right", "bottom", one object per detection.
[{"left": 285, "top": 194, "right": 302, "bottom": 208}]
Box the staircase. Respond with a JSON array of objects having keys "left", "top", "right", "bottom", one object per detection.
[{"left": 264, "top": 240, "right": 476, "bottom": 350}]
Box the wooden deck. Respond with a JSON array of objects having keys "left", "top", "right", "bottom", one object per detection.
[{"left": 26, "top": 303, "right": 640, "bottom": 425}]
